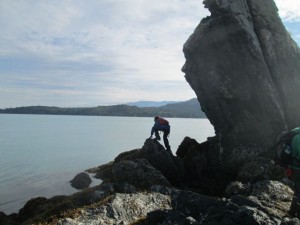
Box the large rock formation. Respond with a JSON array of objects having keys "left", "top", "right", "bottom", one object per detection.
[{"left": 182, "top": 0, "right": 300, "bottom": 170}]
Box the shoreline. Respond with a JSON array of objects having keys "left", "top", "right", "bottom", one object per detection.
[{"left": 0, "top": 138, "right": 296, "bottom": 224}]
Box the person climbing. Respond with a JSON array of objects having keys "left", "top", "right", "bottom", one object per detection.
[
  {"left": 150, "top": 116, "right": 171, "bottom": 151},
  {"left": 277, "top": 127, "right": 300, "bottom": 218}
]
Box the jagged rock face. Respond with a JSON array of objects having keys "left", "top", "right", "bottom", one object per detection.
[{"left": 182, "top": 0, "right": 300, "bottom": 164}]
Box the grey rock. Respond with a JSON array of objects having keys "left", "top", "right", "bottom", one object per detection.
[
  {"left": 250, "top": 180, "right": 293, "bottom": 217},
  {"left": 113, "top": 182, "right": 137, "bottom": 194},
  {"left": 150, "top": 189, "right": 283, "bottom": 225},
  {"left": 176, "top": 136, "right": 202, "bottom": 158},
  {"left": 149, "top": 185, "right": 180, "bottom": 197},
  {"left": 5, "top": 179, "right": 297, "bottom": 224},
  {"left": 226, "top": 181, "right": 252, "bottom": 197},
  {"left": 237, "top": 157, "right": 274, "bottom": 182},
  {"left": 112, "top": 159, "right": 171, "bottom": 189},
  {"left": 70, "top": 172, "right": 92, "bottom": 190},
  {"left": 176, "top": 136, "right": 227, "bottom": 195},
  {"left": 87, "top": 139, "right": 185, "bottom": 187},
  {"left": 171, "top": 190, "right": 222, "bottom": 219},
  {"left": 251, "top": 180, "right": 293, "bottom": 203},
  {"left": 231, "top": 206, "right": 278, "bottom": 225},
  {"left": 182, "top": 0, "right": 300, "bottom": 174},
  {"left": 230, "top": 195, "right": 264, "bottom": 210},
  {"left": 117, "top": 138, "right": 185, "bottom": 187},
  {"left": 56, "top": 192, "right": 171, "bottom": 225},
  {"left": 281, "top": 218, "right": 300, "bottom": 225}
]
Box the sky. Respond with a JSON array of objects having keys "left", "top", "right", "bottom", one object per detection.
[{"left": 0, "top": 0, "right": 300, "bottom": 108}]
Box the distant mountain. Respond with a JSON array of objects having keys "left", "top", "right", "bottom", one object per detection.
[
  {"left": 126, "top": 101, "right": 180, "bottom": 107},
  {"left": 0, "top": 98, "right": 206, "bottom": 118},
  {"left": 160, "top": 98, "right": 206, "bottom": 118}
]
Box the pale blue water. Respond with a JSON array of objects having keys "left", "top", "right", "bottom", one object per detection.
[{"left": 0, "top": 114, "right": 214, "bottom": 214}]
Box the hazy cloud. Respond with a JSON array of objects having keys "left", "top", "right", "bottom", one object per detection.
[{"left": 275, "top": 0, "right": 300, "bottom": 22}]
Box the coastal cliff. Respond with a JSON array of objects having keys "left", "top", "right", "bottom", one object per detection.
[{"left": 1, "top": 0, "right": 300, "bottom": 224}]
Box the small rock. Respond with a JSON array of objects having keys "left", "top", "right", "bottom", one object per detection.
[{"left": 70, "top": 172, "right": 92, "bottom": 190}]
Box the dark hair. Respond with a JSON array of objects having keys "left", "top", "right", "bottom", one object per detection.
[{"left": 154, "top": 116, "right": 159, "bottom": 122}]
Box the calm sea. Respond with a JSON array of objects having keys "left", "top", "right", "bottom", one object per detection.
[{"left": 0, "top": 114, "right": 214, "bottom": 214}]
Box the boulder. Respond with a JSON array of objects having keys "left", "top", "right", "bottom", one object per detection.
[
  {"left": 112, "top": 159, "right": 171, "bottom": 189},
  {"left": 182, "top": 0, "right": 300, "bottom": 174},
  {"left": 176, "top": 136, "right": 228, "bottom": 195},
  {"left": 87, "top": 161, "right": 114, "bottom": 181},
  {"left": 86, "top": 139, "right": 184, "bottom": 187},
  {"left": 70, "top": 172, "right": 92, "bottom": 190},
  {"left": 139, "top": 139, "right": 185, "bottom": 186},
  {"left": 176, "top": 136, "right": 202, "bottom": 158}
]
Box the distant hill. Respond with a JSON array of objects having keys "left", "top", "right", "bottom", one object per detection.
[
  {"left": 126, "top": 100, "right": 180, "bottom": 107},
  {"left": 0, "top": 98, "right": 206, "bottom": 118},
  {"left": 160, "top": 98, "right": 206, "bottom": 118}
]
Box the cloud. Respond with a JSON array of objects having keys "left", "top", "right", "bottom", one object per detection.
[
  {"left": 0, "top": 0, "right": 209, "bottom": 107},
  {"left": 272, "top": 1, "right": 300, "bottom": 45},
  {"left": 274, "top": 0, "right": 300, "bottom": 22},
  {"left": 0, "top": 0, "right": 299, "bottom": 108}
]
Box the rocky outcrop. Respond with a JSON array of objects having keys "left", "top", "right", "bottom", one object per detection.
[
  {"left": 162, "top": 188, "right": 289, "bottom": 225},
  {"left": 112, "top": 159, "right": 171, "bottom": 189},
  {"left": 175, "top": 136, "right": 289, "bottom": 196},
  {"left": 182, "top": 0, "right": 300, "bottom": 172},
  {"left": 91, "top": 138, "right": 184, "bottom": 187},
  {"left": 48, "top": 184, "right": 296, "bottom": 225},
  {"left": 1, "top": 138, "right": 300, "bottom": 224},
  {"left": 0, "top": 181, "right": 139, "bottom": 224}
]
